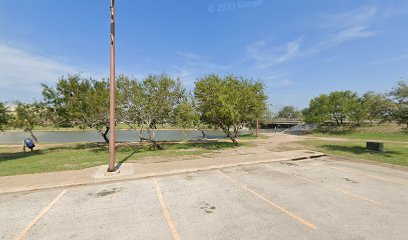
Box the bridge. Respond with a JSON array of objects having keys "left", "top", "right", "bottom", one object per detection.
[{"left": 260, "top": 118, "right": 303, "bottom": 128}]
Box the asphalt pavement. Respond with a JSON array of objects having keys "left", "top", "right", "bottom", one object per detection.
[{"left": 1, "top": 156, "right": 407, "bottom": 240}]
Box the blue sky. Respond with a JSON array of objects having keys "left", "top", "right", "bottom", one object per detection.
[{"left": 0, "top": 0, "right": 407, "bottom": 111}]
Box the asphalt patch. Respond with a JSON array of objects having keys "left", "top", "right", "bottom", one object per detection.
[
  {"left": 200, "top": 201, "right": 216, "bottom": 214},
  {"left": 88, "top": 187, "right": 123, "bottom": 197},
  {"left": 343, "top": 177, "right": 358, "bottom": 184}
]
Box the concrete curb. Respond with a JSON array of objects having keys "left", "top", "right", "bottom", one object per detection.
[{"left": 0, "top": 152, "right": 325, "bottom": 195}]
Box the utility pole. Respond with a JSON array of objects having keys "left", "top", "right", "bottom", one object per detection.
[{"left": 108, "top": 0, "right": 116, "bottom": 172}]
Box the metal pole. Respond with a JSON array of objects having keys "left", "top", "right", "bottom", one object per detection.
[{"left": 108, "top": 0, "right": 116, "bottom": 172}]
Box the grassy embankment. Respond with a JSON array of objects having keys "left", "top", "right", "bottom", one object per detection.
[
  {"left": 0, "top": 139, "right": 252, "bottom": 177},
  {"left": 308, "top": 123, "right": 408, "bottom": 142},
  {"left": 298, "top": 123, "right": 408, "bottom": 166}
]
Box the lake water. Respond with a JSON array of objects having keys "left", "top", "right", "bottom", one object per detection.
[{"left": 0, "top": 129, "right": 237, "bottom": 144}]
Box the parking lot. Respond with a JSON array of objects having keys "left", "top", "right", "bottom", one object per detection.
[{"left": 1, "top": 156, "right": 407, "bottom": 240}]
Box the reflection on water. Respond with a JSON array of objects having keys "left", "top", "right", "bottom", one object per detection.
[{"left": 0, "top": 129, "right": 235, "bottom": 144}]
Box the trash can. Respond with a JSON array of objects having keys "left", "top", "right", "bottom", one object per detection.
[
  {"left": 24, "top": 138, "right": 35, "bottom": 151},
  {"left": 366, "top": 142, "right": 383, "bottom": 152}
]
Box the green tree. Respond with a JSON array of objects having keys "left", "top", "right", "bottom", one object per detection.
[
  {"left": 303, "top": 91, "right": 361, "bottom": 126},
  {"left": 194, "top": 74, "right": 267, "bottom": 145},
  {"left": 348, "top": 97, "right": 366, "bottom": 126},
  {"left": 42, "top": 74, "right": 111, "bottom": 142},
  {"left": 0, "top": 102, "right": 10, "bottom": 131},
  {"left": 173, "top": 94, "right": 200, "bottom": 141},
  {"left": 328, "top": 91, "right": 360, "bottom": 126},
  {"left": 12, "top": 102, "right": 48, "bottom": 142},
  {"left": 116, "top": 75, "right": 143, "bottom": 139},
  {"left": 117, "top": 74, "right": 191, "bottom": 146},
  {"left": 233, "top": 77, "right": 268, "bottom": 137},
  {"left": 259, "top": 107, "right": 274, "bottom": 126},
  {"left": 361, "top": 91, "right": 394, "bottom": 126},
  {"left": 303, "top": 94, "right": 330, "bottom": 125},
  {"left": 117, "top": 74, "right": 184, "bottom": 149},
  {"left": 277, "top": 106, "right": 301, "bottom": 119},
  {"left": 389, "top": 80, "right": 408, "bottom": 128}
]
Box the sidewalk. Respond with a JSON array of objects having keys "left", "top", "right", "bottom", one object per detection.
[{"left": 0, "top": 149, "right": 324, "bottom": 194}]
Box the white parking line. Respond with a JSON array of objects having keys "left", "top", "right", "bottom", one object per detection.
[{"left": 14, "top": 189, "right": 68, "bottom": 240}]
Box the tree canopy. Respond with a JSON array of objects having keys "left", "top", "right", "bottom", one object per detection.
[
  {"left": 42, "top": 74, "right": 111, "bottom": 142},
  {"left": 117, "top": 74, "right": 185, "bottom": 149},
  {"left": 277, "top": 106, "right": 302, "bottom": 119},
  {"left": 194, "top": 74, "right": 267, "bottom": 145},
  {"left": 303, "top": 81, "right": 407, "bottom": 128},
  {"left": 303, "top": 91, "right": 361, "bottom": 126},
  {"left": 0, "top": 102, "right": 9, "bottom": 131},
  {"left": 389, "top": 80, "right": 408, "bottom": 127},
  {"left": 12, "top": 102, "right": 49, "bottom": 142}
]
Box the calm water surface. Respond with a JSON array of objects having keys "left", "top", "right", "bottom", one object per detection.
[{"left": 0, "top": 129, "right": 235, "bottom": 144}]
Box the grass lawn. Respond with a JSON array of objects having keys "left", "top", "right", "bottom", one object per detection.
[
  {"left": 298, "top": 140, "right": 408, "bottom": 167},
  {"left": 309, "top": 131, "right": 408, "bottom": 142},
  {"left": 308, "top": 124, "right": 408, "bottom": 142},
  {"left": 0, "top": 141, "right": 239, "bottom": 176},
  {"left": 237, "top": 133, "right": 269, "bottom": 140}
]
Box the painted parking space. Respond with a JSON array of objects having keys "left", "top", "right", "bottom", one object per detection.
[
  {"left": 23, "top": 180, "right": 173, "bottom": 240},
  {"left": 1, "top": 157, "right": 408, "bottom": 240}
]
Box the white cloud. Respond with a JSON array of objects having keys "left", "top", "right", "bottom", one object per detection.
[
  {"left": 309, "top": 26, "right": 378, "bottom": 54},
  {"left": 262, "top": 73, "right": 294, "bottom": 87},
  {"left": 321, "top": 6, "right": 377, "bottom": 29},
  {"left": 270, "top": 78, "right": 293, "bottom": 87},
  {"left": 0, "top": 44, "right": 78, "bottom": 101},
  {"left": 382, "top": 5, "right": 408, "bottom": 18},
  {"left": 246, "top": 39, "right": 302, "bottom": 68},
  {"left": 334, "top": 26, "right": 377, "bottom": 41},
  {"left": 323, "top": 6, "right": 379, "bottom": 43},
  {"left": 302, "top": 6, "right": 380, "bottom": 57},
  {"left": 176, "top": 51, "right": 202, "bottom": 61}
]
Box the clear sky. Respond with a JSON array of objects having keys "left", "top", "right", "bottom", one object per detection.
[{"left": 1, "top": 0, "right": 407, "bottom": 111}]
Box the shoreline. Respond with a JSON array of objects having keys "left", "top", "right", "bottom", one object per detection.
[{"left": 0, "top": 128, "right": 208, "bottom": 133}]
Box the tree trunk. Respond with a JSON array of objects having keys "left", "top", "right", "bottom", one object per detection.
[
  {"left": 198, "top": 129, "right": 207, "bottom": 139},
  {"left": 147, "top": 128, "right": 165, "bottom": 150},
  {"left": 233, "top": 125, "right": 239, "bottom": 139},
  {"left": 221, "top": 126, "right": 238, "bottom": 146},
  {"left": 179, "top": 129, "right": 189, "bottom": 142},
  {"left": 25, "top": 128, "right": 38, "bottom": 143},
  {"left": 139, "top": 126, "right": 144, "bottom": 142},
  {"left": 334, "top": 117, "right": 340, "bottom": 127},
  {"left": 98, "top": 127, "right": 110, "bottom": 143},
  {"left": 230, "top": 136, "right": 238, "bottom": 146}
]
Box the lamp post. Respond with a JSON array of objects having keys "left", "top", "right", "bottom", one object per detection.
[{"left": 107, "top": 0, "right": 116, "bottom": 172}]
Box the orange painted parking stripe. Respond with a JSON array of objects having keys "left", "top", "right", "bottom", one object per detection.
[
  {"left": 217, "top": 170, "right": 316, "bottom": 230},
  {"left": 268, "top": 166, "right": 382, "bottom": 205},
  {"left": 152, "top": 178, "right": 181, "bottom": 240},
  {"left": 14, "top": 189, "right": 68, "bottom": 240}
]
